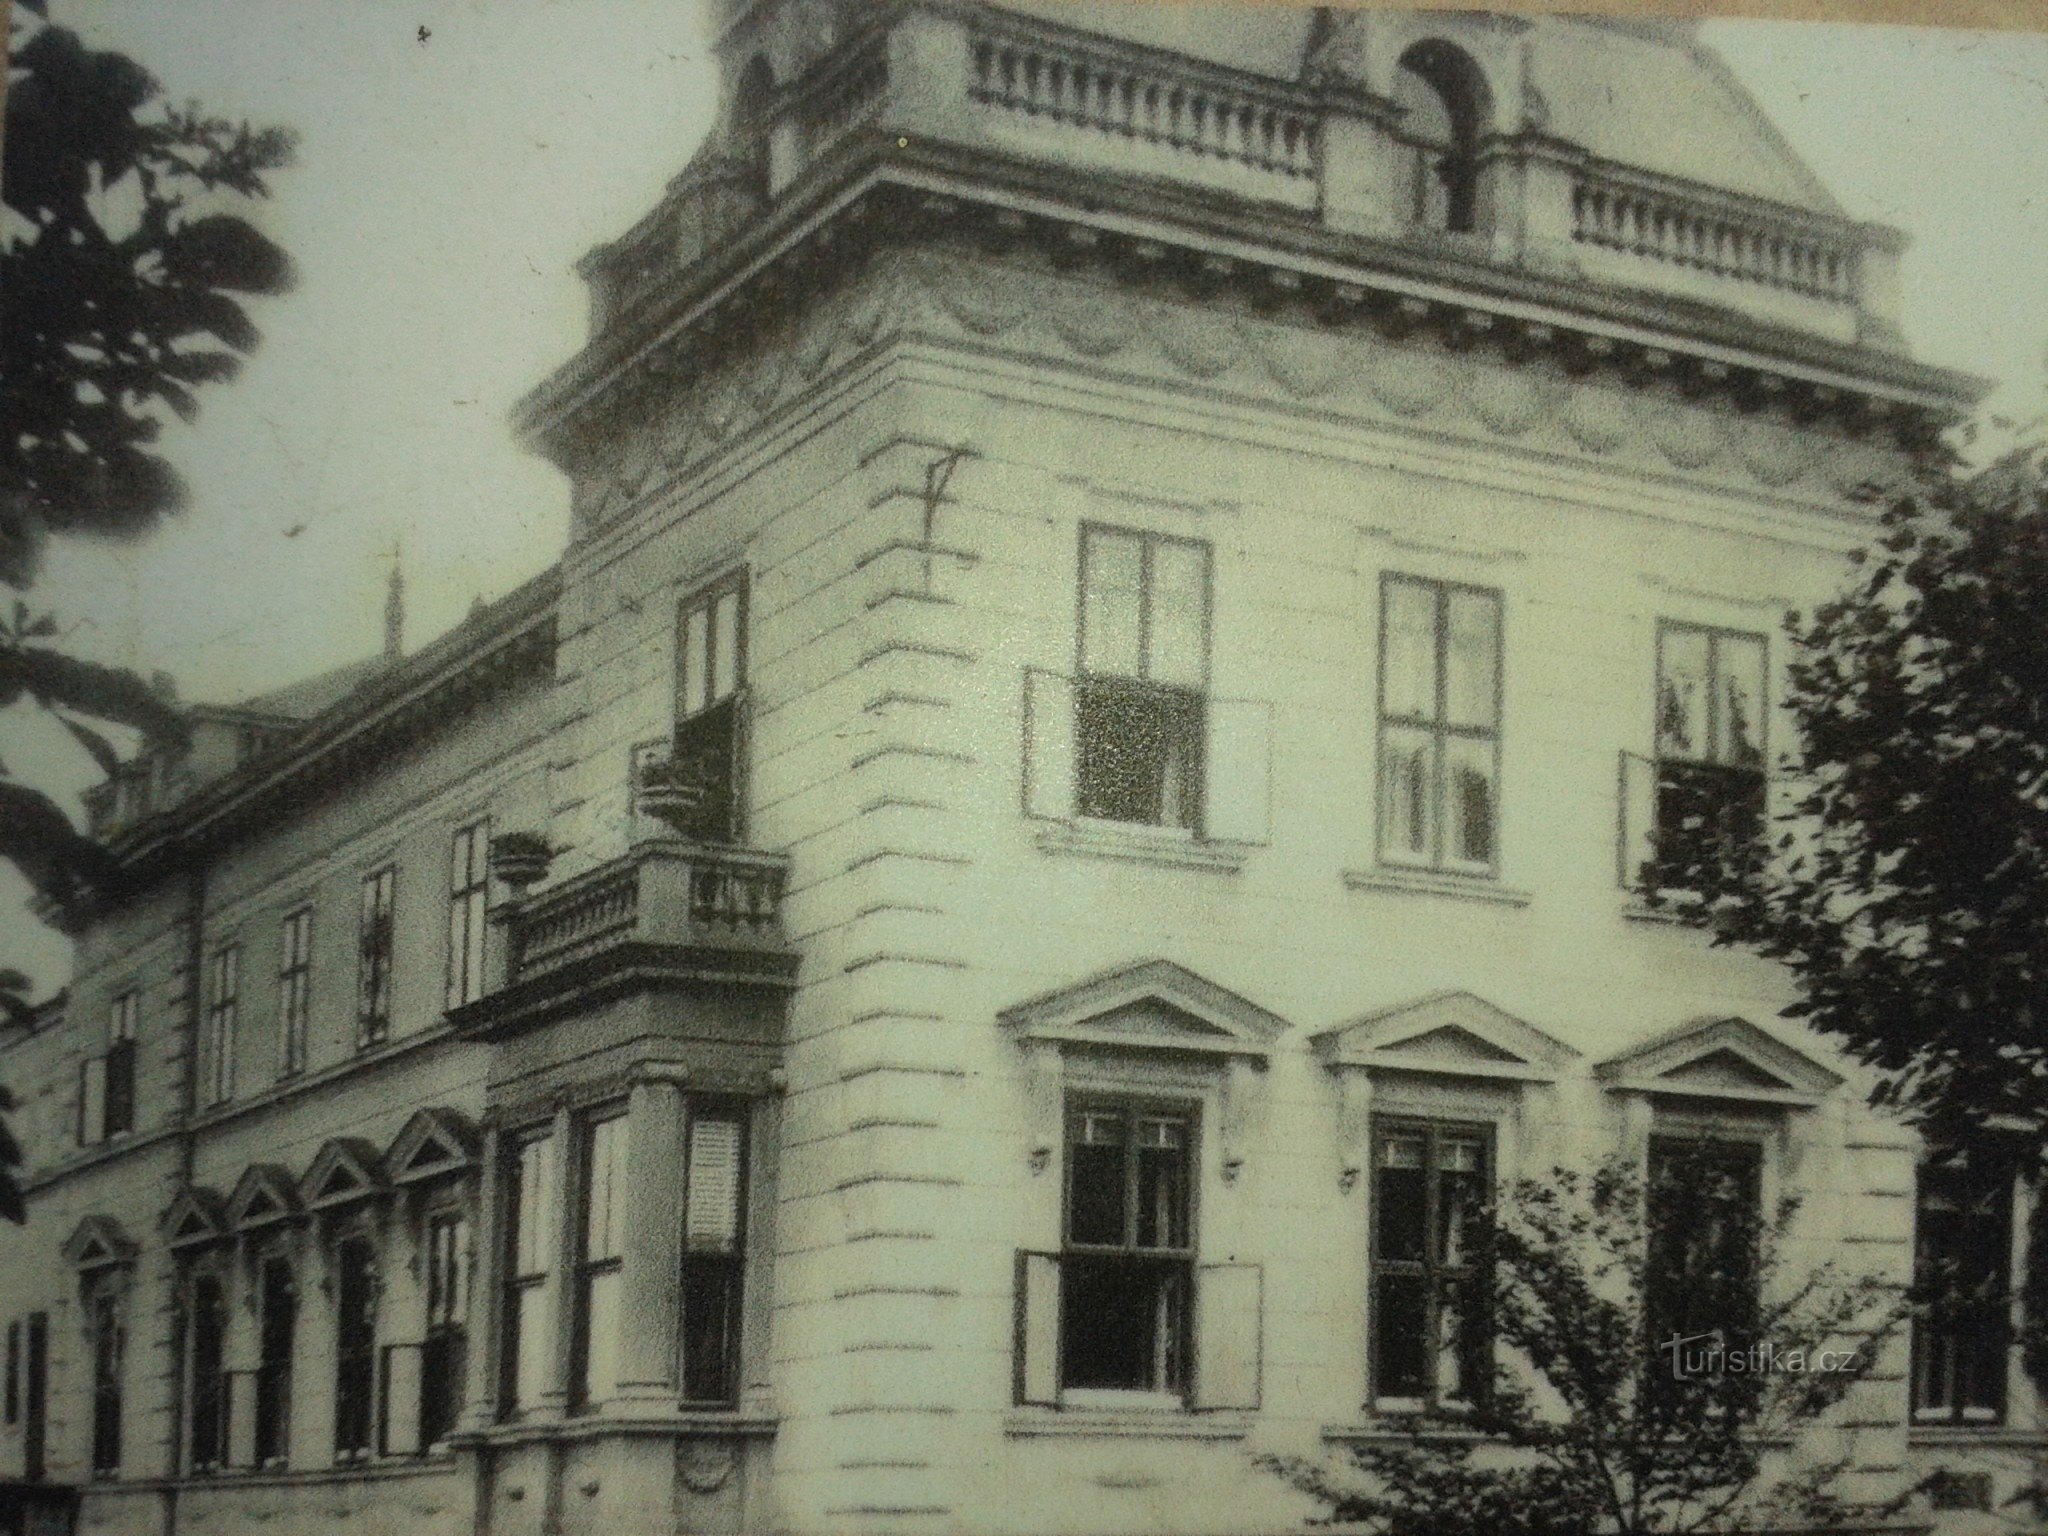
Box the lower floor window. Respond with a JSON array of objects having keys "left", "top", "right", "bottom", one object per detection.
[
  {"left": 1370, "top": 1120, "right": 1490, "bottom": 1408},
  {"left": 680, "top": 1106, "right": 748, "bottom": 1405},
  {"left": 1645, "top": 1135, "right": 1762, "bottom": 1385},
  {"left": 86, "top": 1281, "right": 124, "bottom": 1475},
  {"left": 1913, "top": 1163, "right": 2013, "bottom": 1424},
  {"left": 1060, "top": 1254, "right": 1189, "bottom": 1395},
  {"left": 333, "top": 1237, "right": 377, "bottom": 1460}
]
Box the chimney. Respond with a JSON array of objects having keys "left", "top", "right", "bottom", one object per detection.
[{"left": 383, "top": 559, "right": 405, "bottom": 659}]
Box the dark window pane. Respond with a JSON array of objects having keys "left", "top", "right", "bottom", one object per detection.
[
  {"left": 1374, "top": 1272, "right": 1429, "bottom": 1400},
  {"left": 1074, "top": 678, "right": 1203, "bottom": 829},
  {"left": 1060, "top": 1256, "right": 1188, "bottom": 1393},
  {"left": 334, "top": 1239, "right": 377, "bottom": 1457},
  {"left": 1133, "top": 1118, "right": 1190, "bottom": 1252},
  {"left": 1375, "top": 1135, "right": 1428, "bottom": 1264},
  {"left": 680, "top": 1255, "right": 742, "bottom": 1404},
  {"left": 256, "top": 1258, "right": 295, "bottom": 1465},
  {"left": 1067, "top": 1113, "right": 1127, "bottom": 1248}
]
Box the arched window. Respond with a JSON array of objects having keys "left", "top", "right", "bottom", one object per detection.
[{"left": 1393, "top": 41, "right": 1488, "bottom": 234}]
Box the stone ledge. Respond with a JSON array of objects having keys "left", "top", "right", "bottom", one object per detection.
[
  {"left": 1341, "top": 866, "right": 1532, "bottom": 907},
  {"left": 1003, "top": 1409, "right": 1253, "bottom": 1440},
  {"left": 1034, "top": 820, "right": 1250, "bottom": 874}
]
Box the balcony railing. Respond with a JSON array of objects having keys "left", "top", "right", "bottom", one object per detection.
[{"left": 1571, "top": 168, "right": 1857, "bottom": 301}]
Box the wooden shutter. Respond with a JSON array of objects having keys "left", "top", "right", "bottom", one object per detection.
[
  {"left": 1193, "top": 1262, "right": 1262, "bottom": 1411},
  {"left": 686, "top": 1115, "right": 744, "bottom": 1252},
  {"left": 1618, "top": 750, "right": 1656, "bottom": 890},
  {"left": 380, "top": 1344, "right": 424, "bottom": 1456},
  {"left": 1013, "top": 1251, "right": 1061, "bottom": 1407},
  {"left": 77, "top": 1055, "right": 107, "bottom": 1146},
  {"left": 1203, "top": 698, "right": 1272, "bottom": 844},
  {"left": 1022, "top": 670, "right": 1075, "bottom": 821}
]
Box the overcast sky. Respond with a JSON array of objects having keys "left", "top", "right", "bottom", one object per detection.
[{"left": 8, "top": 2, "right": 2048, "bottom": 991}]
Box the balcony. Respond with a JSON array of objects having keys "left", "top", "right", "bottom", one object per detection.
[{"left": 451, "top": 839, "right": 797, "bottom": 1039}]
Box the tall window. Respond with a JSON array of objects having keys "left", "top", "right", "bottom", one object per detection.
[
  {"left": 1912, "top": 1164, "right": 2013, "bottom": 1424},
  {"left": 205, "top": 945, "right": 240, "bottom": 1107},
  {"left": 104, "top": 992, "right": 137, "bottom": 1138},
  {"left": 1061, "top": 1101, "right": 1194, "bottom": 1398},
  {"left": 681, "top": 1104, "right": 747, "bottom": 1405},
  {"left": 1645, "top": 1137, "right": 1762, "bottom": 1366},
  {"left": 446, "top": 823, "right": 489, "bottom": 1010},
  {"left": 502, "top": 1131, "right": 558, "bottom": 1417},
  {"left": 4, "top": 1319, "right": 17, "bottom": 1425},
  {"left": 333, "top": 1236, "right": 377, "bottom": 1461},
  {"left": 572, "top": 1115, "right": 629, "bottom": 1411},
  {"left": 1646, "top": 623, "right": 1767, "bottom": 892},
  {"left": 1075, "top": 526, "right": 1210, "bottom": 830},
  {"left": 420, "top": 1213, "right": 470, "bottom": 1447},
  {"left": 666, "top": 574, "right": 749, "bottom": 843},
  {"left": 1378, "top": 575, "right": 1502, "bottom": 873},
  {"left": 85, "top": 1279, "right": 123, "bottom": 1476},
  {"left": 277, "top": 908, "right": 312, "bottom": 1079},
  {"left": 1393, "top": 41, "right": 1486, "bottom": 233},
  {"left": 358, "top": 866, "right": 395, "bottom": 1048},
  {"left": 184, "top": 1273, "right": 228, "bottom": 1473},
  {"left": 253, "top": 1254, "right": 295, "bottom": 1468},
  {"left": 1370, "top": 1120, "right": 1490, "bottom": 1408}
]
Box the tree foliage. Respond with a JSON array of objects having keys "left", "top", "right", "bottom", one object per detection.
[
  {"left": 2, "top": 1, "right": 296, "bottom": 586},
  {"left": 1266, "top": 1155, "right": 1903, "bottom": 1535}
]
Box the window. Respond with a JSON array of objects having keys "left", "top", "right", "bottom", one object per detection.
[
  {"left": 1642, "top": 623, "right": 1767, "bottom": 893},
  {"left": 253, "top": 1253, "right": 295, "bottom": 1468},
  {"left": 278, "top": 908, "right": 312, "bottom": 1079},
  {"left": 21, "top": 1313, "right": 48, "bottom": 1480},
  {"left": 502, "top": 1130, "right": 558, "bottom": 1417},
  {"left": 446, "top": 824, "right": 489, "bottom": 1010},
  {"left": 86, "top": 1280, "right": 123, "bottom": 1476},
  {"left": 664, "top": 574, "right": 749, "bottom": 843},
  {"left": 1060, "top": 1101, "right": 1195, "bottom": 1399},
  {"left": 333, "top": 1236, "right": 377, "bottom": 1460},
  {"left": 105, "top": 992, "right": 136, "bottom": 1137},
  {"left": 1075, "top": 526, "right": 1211, "bottom": 831},
  {"left": 358, "top": 867, "right": 395, "bottom": 1047},
  {"left": 1645, "top": 1137, "right": 1762, "bottom": 1365},
  {"left": 184, "top": 1273, "right": 228, "bottom": 1473},
  {"left": 681, "top": 1104, "right": 747, "bottom": 1405},
  {"left": 1393, "top": 41, "right": 1486, "bottom": 233},
  {"left": 420, "top": 1213, "right": 470, "bottom": 1447},
  {"left": 4, "top": 1319, "right": 17, "bottom": 1425},
  {"left": 1912, "top": 1163, "right": 2013, "bottom": 1425},
  {"left": 205, "top": 946, "right": 239, "bottom": 1107},
  {"left": 572, "top": 1115, "right": 629, "bottom": 1411},
  {"left": 1370, "top": 1120, "right": 1491, "bottom": 1408},
  {"left": 1378, "top": 575, "right": 1502, "bottom": 873}
]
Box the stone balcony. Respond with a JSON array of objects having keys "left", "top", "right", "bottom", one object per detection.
[{"left": 450, "top": 838, "right": 798, "bottom": 1039}]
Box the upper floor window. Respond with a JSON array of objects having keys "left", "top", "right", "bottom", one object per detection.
[
  {"left": 681, "top": 1103, "right": 748, "bottom": 1405},
  {"left": 446, "top": 823, "right": 490, "bottom": 1011},
  {"left": 278, "top": 908, "right": 312, "bottom": 1079},
  {"left": 105, "top": 992, "right": 136, "bottom": 1138},
  {"left": 1912, "top": 1163, "right": 2013, "bottom": 1425},
  {"left": 358, "top": 866, "right": 396, "bottom": 1048},
  {"left": 205, "top": 946, "right": 240, "bottom": 1107},
  {"left": 572, "top": 1113, "right": 629, "bottom": 1411},
  {"left": 502, "top": 1130, "right": 558, "bottom": 1418},
  {"left": 1076, "top": 526, "right": 1211, "bottom": 831},
  {"left": 1642, "top": 623, "right": 1767, "bottom": 894},
  {"left": 1393, "top": 41, "right": 1487, "bottom": 233},
  {"left": 1378, "top": 575, "right": 1502, "bottom": 874},
  {"left": 1371, "top": 1119, "right": 1491, "bottom": 1410},
  {"left": 659, "top": 574, "right": 749, "bottom": 843}
]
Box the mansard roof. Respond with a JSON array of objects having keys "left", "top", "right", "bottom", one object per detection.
[
  {"left": 1313, "top": 991, "right": 1579, "bottom": 1083},
  {"left": 1595, "top": 1015, "right": 1844, "bottom": 1107},
  {"left": 62, "top": 1214, "right": 137, "bottom": 1270},
  {"left": 386, "top": 1108, "right": 480, "bottom": 1185},
  {"left": 228, "top": 1163, "right": 302, "bottom": 1231},
  {"left": 999, "top": 958, "right": 1290, "bottom": 1062},
  {"left": 161, "top": 1187, "right": 230, "bottom": 1250},
  {"left": 300, "top": 1138, "right": 388, "bottom": 1211}
]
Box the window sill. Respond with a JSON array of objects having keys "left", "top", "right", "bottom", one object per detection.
[
  {"left": 1909, "top": 1423, "right": 2043, "bottom": 1449},
  {"left": 1004, "top": 1408, "right": 1252, "bottom": 1440},
  {"left": 455, "top": 1411, "right": 778, "bottom": 1449},
  {"left": 1342, "top": 867, "right": 1530, "bottom": 908},
  {"left": 1034, "top": 820, "right": 1248, "bottom": 874},
  {"left": 1621, "top": 898, "right": 1707, "bottom": 927},
  {"left": 1322, "top": 1421, "right": 1496, "bottom": 1446}
]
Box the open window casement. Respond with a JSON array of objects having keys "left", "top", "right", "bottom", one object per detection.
[{"left": 1193, "top": 1262, "right": 1262, "bottom": 1410}]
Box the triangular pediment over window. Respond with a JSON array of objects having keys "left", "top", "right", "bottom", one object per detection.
[
  {"left": 1312, "top": 992, "right": 1578, "bottom": 1083},
  {"left": 385, "top": 1107, "right": 479, "bottom": 1185},
  {"left": 998, "top": 959, "right": 1288, "bottom": 1062},
  {"left": 62, "top": 1214, "right": 137, "bottom": 1271},
  {"left": 228, "top": 1163, "right": 302, "bottom": 1231},
  {"left": 299, "top": 1138, "right": 388, "bottom": 1211},
  {"left": 161, "top": 1187, "right": 230, "bottom": 1251},
  {"left": 1595, "top": 1016, "right": 1842, "bottom": 1107}
]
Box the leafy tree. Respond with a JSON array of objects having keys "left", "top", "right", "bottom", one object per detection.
[
  {"left": 1265, "top": 1155, "right": 1905, "bottom": 1535},
  {"left": 0, "top": 2, "right": 296, "bottom": 1221},
  {"left": 1647, "top": 443, "right": 2048, "bottom": 1166}
]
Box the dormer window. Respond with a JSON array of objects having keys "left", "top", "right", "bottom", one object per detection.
[{"left": 1394, "top": 41, "right": 1487, "bottom": 234}]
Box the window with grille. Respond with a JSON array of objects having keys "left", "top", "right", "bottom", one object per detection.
[
  {"left": 278, "top": 908, "right": 312, "bottom": 1079},
  {"left": 446, "top": 823, "right": 489, "bottom": 1010},
  {"left": 1378, "top": 575, "right": 1502, "bottom": 874},
  {"left": 1370, "top": 1120, "right": 1491, "bottom": 1408},
  {"left": 358, "top": 867, "right": 395, "bottom": 1047}
]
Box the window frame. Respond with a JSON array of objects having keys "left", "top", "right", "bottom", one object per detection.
[
  {"left": 1367, "top": 1115, "right": 1494, "bottom": 1412},
  {"left": 1911, "top": 1162, "right": 2015, "bottom": 1427},
  {"left": 181, "top": 1267, "right": 230, "bottom": 1474},
  {"left": 679, "top": 1098, "right": 750, "bottom": 1407},
  {"left": 418, "top": 1207, "right": 471, "bottom": 1449},
  {"left": 1643, "top": 1132, "right": 1766, "bottom": 1373},
  {"left": 252, "top": 1248, "right": 297, "bottom": 1469},
  {"left": 445, "top": 822, "right": 490, "bottom": 1012},
  {"left": 357, "top": 865, "right": 396, "bottom": 1049},
  {"left": 205, "top": 944, "right": 240, "bottom": 1108},
  {"left": 499, "top": 1127, "right": 558, "bottom": 1421},
  {"left": 104, "top": 990, "right": 137, "bottom": 1139},
  {"left": 277, "top": 907, "right": 313, "bottom": 1080},
  {"left": 1072, "top": 524, "right": 1214, "bottom": 834},
  {"left": 569, "top": 1109, "right": 630, "bottom": 1414},
  {"left": 84, "top": 1275, "right": 125, "bottom": 1477},
  {"left": 1376, "top": 573, "right": 1504, "bottom": 876},
  {"left": 664, "top": 572, "right": 752, "bottom": 843},
  {"left": 331, "top": 1232, "right": 379, "bottom": 1462}
]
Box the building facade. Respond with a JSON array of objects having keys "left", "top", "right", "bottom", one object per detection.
[{"left": 0, "top": 5, "right": 2032, "bottom": 1535}]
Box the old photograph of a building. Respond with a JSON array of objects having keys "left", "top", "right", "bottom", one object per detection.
[{"left": 3, "top": 2, "right": 2048, "bottom": 1533}]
